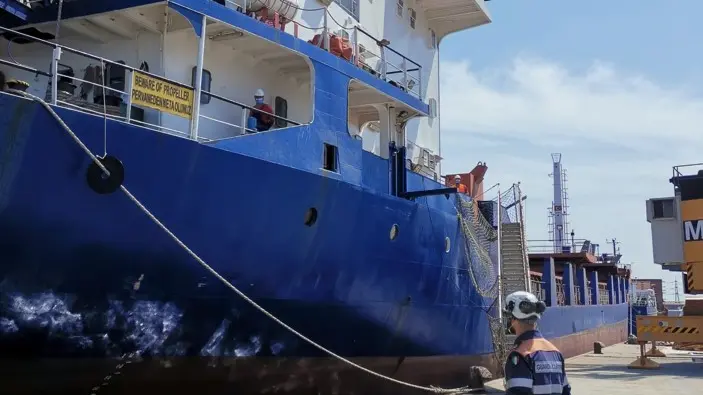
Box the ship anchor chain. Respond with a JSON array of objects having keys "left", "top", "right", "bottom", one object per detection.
[
  {"left": 89, "top": 352, "right": 141, "bottom": 395},
  {"left": 11, "top": 89, "right": 478, "bottom": 394}
]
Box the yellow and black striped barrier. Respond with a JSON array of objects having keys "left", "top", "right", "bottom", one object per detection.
[{"left": 636, "top": 316, "right": 703, "bottom": 343}]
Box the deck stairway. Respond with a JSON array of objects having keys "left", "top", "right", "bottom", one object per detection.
[
  {"left": 501, "top": 222, "right": 530, "bottom": 296},
  {"left": 498, "top": 222, "right": 530, "bottom": 353}
]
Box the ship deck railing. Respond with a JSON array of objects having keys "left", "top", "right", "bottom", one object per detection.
[
  {"left": 598, "top": 284, "right": 610, "bottom": 305},
  {"left": 529, "top": 273, "right": 622, "bottom": 306},
  {"left": 672, "top": 162, "right": 703, "bottom": 178},
  {"left": 0, "top": 24, "right": 299, "bottom": 141},
  {"left": 527, "top": 239, "right": 600, "bottom": 255},
  {"left": 224, "top": 0, "right": 423, "bottom": 100}
]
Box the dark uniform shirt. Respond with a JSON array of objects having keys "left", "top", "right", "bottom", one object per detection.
[{"left": 504, "top": 330, "right": 571, "bottom": 395}]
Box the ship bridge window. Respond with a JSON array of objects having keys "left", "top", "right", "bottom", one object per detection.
[
  {"left": 652, "top": 198, "right": 675, "bottom": 219},
  {"left": 333, "top": 0, "right": 360, "bottom": 21},
  {"left": 397, "top": 0, "right": 404, "bottom": 17},
  {"left": 409, "top": 8, "right": 416, "bottom": 29}
]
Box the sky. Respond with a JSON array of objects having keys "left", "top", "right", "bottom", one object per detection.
[{"left": 438, "top": 0, "right": 703, "bottom": 299}]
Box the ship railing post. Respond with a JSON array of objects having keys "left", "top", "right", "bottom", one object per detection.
[
  {"left": 124, "top": 69, "right": 133, "bottom": 123},
  {"left": 240, "top": 108, "right": 248, "bottom": 134},
  {"left": 516, "top": 183, "right": 530, "bottom": 293},
  {"left": 50, "top": 46, "right": 62, "bottom": 105},
  {"left": 608, "top": 275, "right": 616, "bottom": 305},
  {"left": 322, "top": 10, "right": 329, "bottom": 52},
  {"left": 563, "top": 262, "right": 575, "bottom": 305},
  {"left": 190, "top": 14, "right": 207, "bottom": 140},
  {"left": 543, "top": 257, "right": 558, "bottom": 307},
  {"left": 351, "top": 27, "right": 358, "bottom": 65},
  {"left": 402, "top": 58, "right": 407, "bottom": 91},
  {"left": 380, "top": 46, "right": 387, "bottom": 80},
  {"left": 418, "top": 67, "right": 423, "bottom": 100},
  {"left": 590, "top": 270, "right": 600, "bottom": 305},
  {"left": 497, "top": 184, "right": 502, "bottom": 322},
  {"left": 576, "top": 267, "right": 587, "bottom": 305}
]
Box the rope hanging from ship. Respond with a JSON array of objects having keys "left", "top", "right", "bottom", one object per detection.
[{"left": 9, "top": 89, "right": 477, "bottom": 394}]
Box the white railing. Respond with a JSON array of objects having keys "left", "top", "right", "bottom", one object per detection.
[
  {"left": 224, "top": 0, "right": 423, "bottom": 99},
  {"left": 0, "top": 25, "right": 297, "bottom": 140}
]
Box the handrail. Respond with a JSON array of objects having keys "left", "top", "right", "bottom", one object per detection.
[
  {"left": 224, "top": 1, "right": 424, "bottom": 100},
  {"left": 0, "top": 24, "right": 297, "bottom": 140},
  {"left": 201, "top": 90, "right": 299, "bottom": 126},
  {"left": 0, "top": 57, "right": 50, "bottom": 76},
  {"left": 0, "top": 25, "right": 193, "bottom": 90}
]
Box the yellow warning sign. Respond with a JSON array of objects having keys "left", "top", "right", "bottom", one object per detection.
[{"left": 131, "top": 71, "right": 194, "bottom": 119}]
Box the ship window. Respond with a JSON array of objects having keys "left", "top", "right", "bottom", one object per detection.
[
  {"left": 409, "top": 8, "right": 416, "bottom": 29},
  {"left": 429, "top": 98, "right": 437, "bottom": 118},
  {"left": 430, "top": 29, "right": 437, "bottom": 49},
  {"left": 333, "top": 0, "right": 360, "bottom": 21},
  {"left": 191, "top": 67, "right": 212, "bottom": 105},
  {"left": 652, "top": 199, "right": 674, "bottom": 219},
  {"left": 274, "top": 96, "right": 288, "bottom": 128},
  {"left": 396, "top": 0, "right": 404, "bottom": 17},
  {"left": 323, "top": 143, "right": 339, "bottom": 172}
]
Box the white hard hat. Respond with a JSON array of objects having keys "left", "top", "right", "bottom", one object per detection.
[
  {"left": 254, "top": 89, "right": 265, "bottom": 97},
  {"left": 503, "top": 291, "right": 546, "bottom": 321},
  {"left": 454, "top": 175, "right": 461, "bottom": 180}
]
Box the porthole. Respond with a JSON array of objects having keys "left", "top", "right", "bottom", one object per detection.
[
  {"left": 304, "top": 208, "right": 318, "bottom": 226},
  {"left": 390, "top": 224, "right": 399, "bottom": 240},
  {"left": 445, "top": 237, "right": 451, "bottom": 253}
]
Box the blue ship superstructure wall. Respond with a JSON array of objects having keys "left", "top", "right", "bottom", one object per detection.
[{"left": 0, "top": 1, "right": 501, "bottom": 369}]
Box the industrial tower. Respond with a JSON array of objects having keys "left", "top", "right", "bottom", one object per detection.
[{"left": 548, "top": 153, "right": 571, "bottom": 253}]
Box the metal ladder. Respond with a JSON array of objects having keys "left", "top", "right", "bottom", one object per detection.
[{"left": 501, "top": 222, "right": 530, "bottom": 296}]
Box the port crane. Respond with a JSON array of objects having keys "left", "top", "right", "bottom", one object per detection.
[{"left": 632, "top": 164, "right": 703, "bottom": 369}]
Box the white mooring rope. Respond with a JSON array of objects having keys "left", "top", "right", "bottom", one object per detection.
[{"left": 10, "top": 90, "right": 472, "bottom": 394}]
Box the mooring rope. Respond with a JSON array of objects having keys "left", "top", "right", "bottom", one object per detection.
[{"left": 9, "top": 89, "right": 473, "bottom": 394}]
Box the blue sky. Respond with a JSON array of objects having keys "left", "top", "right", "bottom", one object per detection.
[{"left": 438, "top": 0, "right": 703, "bottom": 298}]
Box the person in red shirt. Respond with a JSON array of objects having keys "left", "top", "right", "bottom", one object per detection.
[
  {"left": 251, "top": 89, "right": 274, "bottom": 132},
  {"left": 454, "top": 175, "right": 468, "bottom": 194}
]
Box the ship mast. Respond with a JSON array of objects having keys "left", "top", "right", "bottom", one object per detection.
[{"left": 549, "top": 153, "right": 570, "bottom": 253}]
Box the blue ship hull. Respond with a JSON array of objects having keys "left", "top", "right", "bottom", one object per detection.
[
  {"left": 0, "top": 92, "right": 501, "bottom": 394},
  {"left": 0, "top": 92, "right": 632, "bottom": 394}
]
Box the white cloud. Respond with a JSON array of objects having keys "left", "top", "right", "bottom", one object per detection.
[
  {"left": 437, "top": 56, "right": 703, "bottom": 289},
  {"left": 440, "top": 57, "right": 703, "bottom": 149}
]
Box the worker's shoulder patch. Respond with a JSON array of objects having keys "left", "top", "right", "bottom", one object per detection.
[{"left": 510, "top": 354, "right": 519, "bottom": 366}]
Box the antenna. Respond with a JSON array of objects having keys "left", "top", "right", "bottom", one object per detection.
[{"left": 606, "top": 238, "right": 621, "bottom": 256}]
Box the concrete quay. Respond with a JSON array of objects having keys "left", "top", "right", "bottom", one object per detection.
[{"left": 483, "top": 343, "right": 703, "bottom": 394}]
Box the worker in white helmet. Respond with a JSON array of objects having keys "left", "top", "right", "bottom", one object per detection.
[
  {"left": 453, "top": 174, "right": 468, "bottom": 194},
  {"left": 502, "top": 291, "right": 571, "bottom": 395},
  {"left": 249, "top": 88, "right": 274, "bottom": 132}
]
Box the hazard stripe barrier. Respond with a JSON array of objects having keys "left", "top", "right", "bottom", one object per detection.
[{"left": 639, "top": 326, "right": 700, "bottom": 334}]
